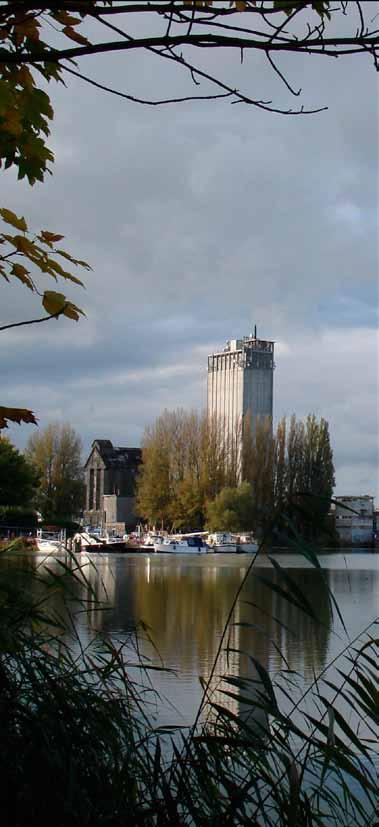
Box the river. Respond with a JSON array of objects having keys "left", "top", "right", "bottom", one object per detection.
[{"left": 6, "top": 548, "right": 378, "bottom": 731}]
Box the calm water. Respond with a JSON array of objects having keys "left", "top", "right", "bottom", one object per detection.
[{"left": 7, "top": 549, "right": 378, "bottom": 730}]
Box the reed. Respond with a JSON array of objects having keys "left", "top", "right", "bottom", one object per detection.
[{"left": 0, "top": 532, "right": 377, "bottom": 826}]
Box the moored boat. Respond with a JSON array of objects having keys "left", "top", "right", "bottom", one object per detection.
[
  {"left": 72, "top": 532, "right": 105, "bottom": 552},
  {"left": 207, "top": 532, "right": 238, "bottom": 553},
  {"left": 236, "top": 533, "right": 258, "bottom": 553},
  {"left": 153, "top": 536, "right": 207, "bottom": 553},
  {"left": 140, "top": 532, "right": 165, "bottom": 550},
  {"left": 35, "top": 529, "right": 66, "bottom": 553},
  {"left": 36, "top": 538, "right": 65, "bottom": 553}
]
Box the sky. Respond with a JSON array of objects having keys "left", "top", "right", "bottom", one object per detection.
[{"left": 1, "top": 4, "right": 378, "bottom": 500}]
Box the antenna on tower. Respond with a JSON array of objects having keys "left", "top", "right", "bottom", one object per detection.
[{"left": 254, "top": 324, "right": 257, "bottom": 339}]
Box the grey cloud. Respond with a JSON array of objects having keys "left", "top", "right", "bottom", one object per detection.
[{"left": 2, "top": 14, "right": 377, "bottom": 501}]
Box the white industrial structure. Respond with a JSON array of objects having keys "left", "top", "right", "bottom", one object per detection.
[
  {"left": 207, "top": 327, "right": 274, "bottom": 448},
  {"left": 334, "top": 495, "right": 374, "bottom": 545}
]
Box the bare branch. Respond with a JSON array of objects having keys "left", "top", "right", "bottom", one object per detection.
[
  {"left": 63, "top": 64, "right": 233, "bottom": 104},
  {"left": 266, "top": 52, "right": 301, "bottom": 97},
  {"left": 0, "top": 309, "right": 65, "bottom": 332}
]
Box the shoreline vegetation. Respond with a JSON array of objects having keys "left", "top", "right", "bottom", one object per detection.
[
  {"left": 136, "top": 411, "right": 336, "bottom": 544},
  {"left": 0, "top": 535, "right": 377, "bottom": 826}
]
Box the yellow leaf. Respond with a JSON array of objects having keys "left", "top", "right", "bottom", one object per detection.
[
  {"left": 9, "top": 234, "right": 35, "bottom": 255},
  {"left": 63, "top": 302, "right": 85, "bottom": 321},
  {"left": 39, "top": 231, "right": 65, "bottom": 244},
  {"left": 76, "top": 259, "right": 92, "bottom": 271},
  {"left": 62, "top": 26, "right": 90, "bottom": 45},
  {"left": 42, "top": 290, "right": 67, "bottom": 316},
  {"left": 62, "top": 272, "right": 84, "bottom": 286},
  {"left": 17, "top": 66, "right": 35, "bottom": 90},
  {"left": 14, "top": 18, "right": 41, "bottom": 41},
  {"left": 11, "top": 263, "right": 34, "bottom": 290},
  {"left": 1, "top": 111, "right": 23, "bottom": 136},
  {"left": 53, "top": 12, "right": 82, "bottom": 26},
  {"left": 0, "top": 406, "right": 38, "bottom": 429},
  {"left": 0, "top": 209, "right": 28, "bottom": 232}
]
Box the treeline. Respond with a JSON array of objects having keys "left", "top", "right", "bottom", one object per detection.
[
  {"left": 0, "top": 424, "right": 84, "bottom": 524},
  {"left": 136, "top": 410, "right": 335, "bottom": 541}
]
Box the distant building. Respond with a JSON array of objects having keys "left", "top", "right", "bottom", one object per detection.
[
  {"left": 83, "top": 440, "right": 142, "bottom": 532},
  {"left": 374, "top": 509, "right": 379, "bottom": 543},
  {"left": 334, "top": 495, "right": 374, "bottom": 545},
  {"left": 207, "top": 328, "right": 274, "bottom": 465}
]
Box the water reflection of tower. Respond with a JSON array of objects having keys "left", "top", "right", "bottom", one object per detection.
[
  {"left": 79, "top": 554, "right": 117, "bottom": 629},
  {"left": 206, "top": 599, "right": 269, "bottom": 736},
  {"left": 242, "top": 567, "right": 333, "bottom": 681}
]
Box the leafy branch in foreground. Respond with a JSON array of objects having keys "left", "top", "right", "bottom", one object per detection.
[
  {"left": 0, "top": 2, "right": 377, "bottom": 177},
  {"left": 0, "top": 207, "right": 91, "bottom": 429},
  {"left": 0, "top": 207, "right": 90, "bottom": 320}
]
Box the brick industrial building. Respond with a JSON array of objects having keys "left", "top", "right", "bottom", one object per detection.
[{"left": 83, "top": 439, "right": 142, "bottom": 533}]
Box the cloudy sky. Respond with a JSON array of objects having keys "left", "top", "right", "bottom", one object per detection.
[{"left": 1, "top": 4, "right": 378, "bottom": 500}]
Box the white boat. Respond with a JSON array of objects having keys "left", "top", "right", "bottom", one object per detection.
[
  {"left": 72, "top": 532, "right": 104, "bottom": 551},
  {"left": 207, "top": 532, "right": 238, "bottom": 553},
  {"left": 100, "top": 533, "right": 126, "bottom": 546},
  {"left": 35, "top": 529, "right": 66, "bottom": 553},
  {"left": 36, "top": 538, "right": 65, "bottom": 553},
  {"left": 236, "top": 534, "right": 258, "bottom": 553},
  {"left": 154, "top": 536, "right": 207, "bottom": 554},
  {"left": 141, "top": 532, "right": 165, "bottom": 550}
]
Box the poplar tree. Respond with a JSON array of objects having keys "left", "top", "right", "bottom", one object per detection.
[
  {"left": 242, "top": 416, "right": 275, "bottom": 533},
  {"left": 276, "top": 413, "right": 335, "bottom": 539},
  {"left": 25, "top": 423, "right": 84, "bottom": 519}
]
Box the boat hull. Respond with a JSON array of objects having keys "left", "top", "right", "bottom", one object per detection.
[
  {"left": 154, "top": 541, "right": 206, "bottom": 554},
  {"left": 236, "top": 542, "right": 258, "bottom": 553},
  {"left": 36, "top": 540, "right": 65, "bottom": 553}
]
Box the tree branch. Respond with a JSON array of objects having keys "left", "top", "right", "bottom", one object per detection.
[
  {"left": 1, "top": 32, "right": 379, "bottom": 65},
  {"left": 0, "top": 310, "right": 64, "bottom": 332},
  {"left": 63, "top": 64, "right": 233, "bottom": 105}
]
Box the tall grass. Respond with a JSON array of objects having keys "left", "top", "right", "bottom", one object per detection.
[{"left": 0, "top": 534, "right": 377, "bottom": 826}]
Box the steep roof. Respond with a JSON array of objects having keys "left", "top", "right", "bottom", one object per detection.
[{"left": 85, "top": 440, "right": 142, "bottom": 469}]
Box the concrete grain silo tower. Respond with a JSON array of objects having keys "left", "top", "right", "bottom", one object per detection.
[{"left": 207, "top": 327, "right": 275, "bottom": 450}]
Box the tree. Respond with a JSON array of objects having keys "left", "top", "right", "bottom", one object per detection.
[
  {"left": 136, "top": 408, "right": 230, "bottom": 529},
  {"left": 0, "top": 436, "right": 39, "bottom": 507},
  {"left": 25, "top": 422, "right": 84, "bottom": 519},
  {"left": 0, "top": 2, "right": 377, "bottom": 126},
  {"left": 136, "top": 416, "right": 172, "bottom": 527},
  {"left": 240, "top": 413, "right": 335, "bottom": 539},
  {"left": 264, "top": 413, "right": 335, "bottom": 540},
  {"left": 287, "top": 413, "right": 335, "bottom": 538},
  {"left": 206, "top": 482, "right": 253, "bottom": 532},
  {"left": 1, "top": 2, "right": 377, "bottom": 428},
  {"left": 242, "top": 415, "right": 275, "bottom": 533}
]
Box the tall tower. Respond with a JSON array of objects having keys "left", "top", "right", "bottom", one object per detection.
[{"left": 207, "top": 329, "right": 274, "bottom": 444}]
